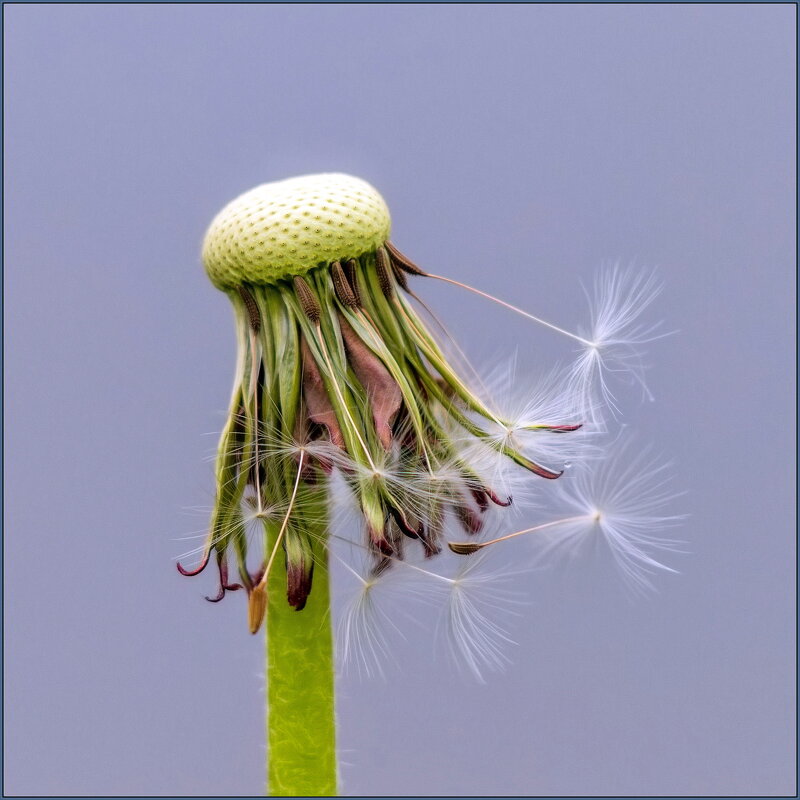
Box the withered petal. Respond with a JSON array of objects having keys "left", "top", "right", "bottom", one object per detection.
[
  {"left": 339, "top": 314, "right": 402, "bottom": 450},
  {"left": 301, "top": 337, "right": 345, "bottom": 449}
]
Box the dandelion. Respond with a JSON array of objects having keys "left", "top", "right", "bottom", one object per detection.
[
  {"left": 181, "top": 173, "right": 674, "bottom": 796},
  {"left": 182, "top": 173, "right": 583, "bottom": 796}
]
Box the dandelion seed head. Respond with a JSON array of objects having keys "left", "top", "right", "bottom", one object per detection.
[
  {"left": 183, "top": 172, "right": 677, "bottom": 666},
  {"left": 202, "top": 174, "right": 391, "bottom": 289}
]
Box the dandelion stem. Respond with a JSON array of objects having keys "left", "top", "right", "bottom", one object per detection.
[
  {"left": 427, "top": 273, "right": 595, "bottom": 348},
  {"left": 266, "top": 485, "right": 337, "bottom": 796}
]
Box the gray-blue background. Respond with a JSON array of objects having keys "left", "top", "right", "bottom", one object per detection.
[{"left": 4, "top": 4, "right": 795, "bottom": 796}]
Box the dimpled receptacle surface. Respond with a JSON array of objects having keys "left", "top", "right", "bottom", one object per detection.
[{"left": 202, "top": 173, "right": 392, "bottom": 289}]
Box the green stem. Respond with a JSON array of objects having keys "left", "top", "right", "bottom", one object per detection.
[{"left": 265, "top": 490, "right": 337, "bottom": 797}]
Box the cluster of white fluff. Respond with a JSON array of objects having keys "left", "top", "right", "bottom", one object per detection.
[{"left": 319, "top": 263, "right": 682, "bottom": 680}]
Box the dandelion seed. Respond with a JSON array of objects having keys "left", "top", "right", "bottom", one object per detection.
[
  {"left": 434, "top": 552, "right": 522, "bottom": 680},
  {"left": 405, "top": 255, "right": 664, "bottom": 428},
  {"left": 460, "top": 357, "right": 599, "bottom": 500},
  {"left": 449, "top": 436, "right": 684, "bottom": 595},
  {"left": 329, "top": 547, "right": 406, "bottom": 680}
]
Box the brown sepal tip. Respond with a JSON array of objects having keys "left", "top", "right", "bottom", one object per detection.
[
  {"left": 384, "top": 241, "right": 428, "bottom": 276},
  {"left": 248, "top": 583, "right": 267, "bottom": 634},
  {"left": 176, "top": 550, "right": 211, "bottom": 577}
]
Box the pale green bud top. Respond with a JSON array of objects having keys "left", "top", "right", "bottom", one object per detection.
[{"left": 202, "top": 173, "right": 392, "bottom": 289}]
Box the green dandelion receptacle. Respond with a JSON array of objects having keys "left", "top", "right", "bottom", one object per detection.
[{"left": 202, "top": 174, "right": 392, "bottom": 289}]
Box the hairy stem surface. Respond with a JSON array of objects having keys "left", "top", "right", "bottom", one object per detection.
[{"left": 266, "top": 490, "right": 337, "bottom": 796}]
